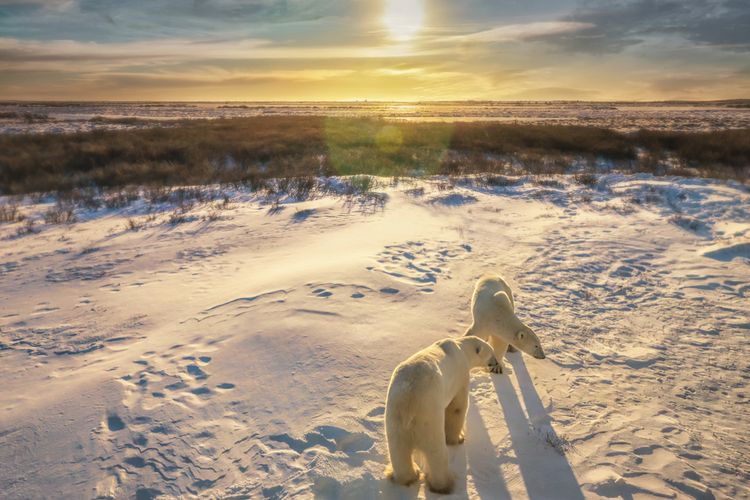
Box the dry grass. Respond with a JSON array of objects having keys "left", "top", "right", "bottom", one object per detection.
[
  {"left": 15, "top": 219, "right": 38, "bottom": 237},
  {"left": 0, "top": 117, "right": 747, "bottom": 194},
  {"left": 0, "top": 203, "right": 24, "bottom": 223},
  {"left": 43, "top": 202, "right": 77, "bottom": 224},
  {"left": 574, "top": 173, "right": 599, "bottom": 187},
  {"left": 540, "top": 428, "right": 576, "bottom": 456},
  {"left": 105, "top": 188, "right": 140, "bottom": 209},
  {"left": 167, "top": 209, "right": 195, "bottom": 225},
  {"left": 126, "top": 218, "right": 143, "bottom": 231}
]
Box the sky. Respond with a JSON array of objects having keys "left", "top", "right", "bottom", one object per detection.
[{"left": 1, "top": 0, "right": 749, "bottom": 101}]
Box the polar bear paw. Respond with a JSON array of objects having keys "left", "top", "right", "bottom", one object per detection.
[
  {"left": 385, "top": 464, "right": 420, "bottom": 486},
  {"left": 446, "top": 432, "right": 465, "bottom": 445},
  {"left": 488, "top": 359, "right": 504, "bottom": 374},
  {"left": 427, "top": 473, "right": 455, "bottom": 495}
]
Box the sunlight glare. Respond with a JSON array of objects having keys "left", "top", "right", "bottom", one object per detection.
[{"left": 384, "top": 0, "right": 425, "bottom": 41}]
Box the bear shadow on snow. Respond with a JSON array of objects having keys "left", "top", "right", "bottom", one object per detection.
[
  {"left": 465, "top": 395, "right": 513, "bottom": 499},
  {"left": 489, "top": 353, "right": 584, "bottom": 500}
]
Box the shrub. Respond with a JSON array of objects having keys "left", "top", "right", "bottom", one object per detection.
[
  {"left": 44, "top": 202, "right": 77, "bottom": 224},
  {"left": 0, "top": 204, "right": 24, "bottom": 223},
  {"left": 574, "top": 173, "right": 598, "bottom": 187},
  {"left": 126, "top": 218, "right": 143, "bottom": 231},
  {"left": 347, "top": 175, "right": 377, "bottom": 195},
  {"left": 15, "top": 219, "right": 38, "bottom": 237}
]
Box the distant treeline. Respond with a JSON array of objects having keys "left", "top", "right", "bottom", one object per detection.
[{"left": 1, "top": 117, "right": 747, "bottom": 194}]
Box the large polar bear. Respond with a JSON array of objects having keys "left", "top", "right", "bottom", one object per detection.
[
  {"left": 385, "top": 336, "right": 495, "bottom": 493},
  {"left": 465, "top": 275, "right": 545, "bottom": 374}
]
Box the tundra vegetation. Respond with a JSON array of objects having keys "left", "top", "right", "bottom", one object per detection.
[{"left": 0, "top": 117, "right": 747, "bottom": 195}]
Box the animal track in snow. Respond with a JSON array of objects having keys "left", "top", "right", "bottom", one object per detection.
[
  {"left": 119, "top": 349, "right": 236, "bottom": 410},
  {"left": 106, "top": 414, "right": 126, "bottom": 432},
  {"left": 175, "top": 245, "right": 229, "bottom": 262},
  {"left": 305, "top": 282, "right": 375, "bottom": 301},
  {"left": 234, "top": 419, "right": 380, "bottom": 498},
  {"left": 96, "top": 341, "right": 241, "bottom": 497},
  {"left": 186, "top": 289, "right": 288, "bottom": 323},
  {"left": 0, "top": 314, "right": 146, "bottom": 357},
  {"left": 269, "top": 426, "right": 374, "bottom": 455},
  {"left": 370, "top": 240, "right": 471, "bottom": 289}
]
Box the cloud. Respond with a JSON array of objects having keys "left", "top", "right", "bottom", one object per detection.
[
  {"left": 0, "top": 37, "right": 269, "bottom": 72},
  {"left": 0, "top": 36, "right": 437, "bottom": 73},
  {"left": 543, "top": 0, "right": 750, "bottom": 53},
  {"left": 0, "top": 0, "right": 377, "bottom": 46},
  {"left": 426, "top": 0, "right": 580, "bottom": 26},
  {"left": 0, "top": 0, "right": 75, "bottom": 6},
  {"left": 454, "top": 21, "right": 595, "bottom": 43},
  {"left": 88, "top": 68, "right": 357, "bottom": 89},
  {"left": 0, "top": 0, "right": 352, "bottom": 21}
]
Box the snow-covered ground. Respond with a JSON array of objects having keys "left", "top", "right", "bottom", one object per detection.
[
  {"left": 0, "top": 174, "right": 748, "bottom": 499},
  {"left": 2, "top": 101, "right": 750, "bottom": 134}
]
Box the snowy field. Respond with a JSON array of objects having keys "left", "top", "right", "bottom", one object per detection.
[
  {"left": 0, "top": 174, "right": 749, "bottom": 499},
  {"left": 2, "top": 101, "right": 750, "bottom": 134}
]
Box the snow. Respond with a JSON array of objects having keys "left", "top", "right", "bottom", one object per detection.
[
  {"left": 2, "top": 101, "right": 750, "bottom": 134},
  {"left": 0, "top": 174, "right": 748, "bottom": 499}
]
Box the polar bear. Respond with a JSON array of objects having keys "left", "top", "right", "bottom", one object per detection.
[
  {"left": 384, "top": 336, "right": 494, "bottom": 493},
  {"left": 464, "top": 275, "right": 545, "bottom": 374}
]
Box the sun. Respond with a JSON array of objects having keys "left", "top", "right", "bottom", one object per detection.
[{"left": 383, "top": 0, "right": 425, "bottom": 41}]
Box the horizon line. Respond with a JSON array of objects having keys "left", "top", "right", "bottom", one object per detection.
[{"left": 2, "top": 98, "right": 749, "bottom": 104}]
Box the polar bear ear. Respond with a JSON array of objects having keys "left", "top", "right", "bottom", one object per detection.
[
  {"left": 515, "top": 330, "right": 526, "bottom": 342},
  {"left": 475, "top": 346, "right": 481, "bottom": 354},
  {"left": 493, "top": 291, "right": 513, "bottom": 312}
]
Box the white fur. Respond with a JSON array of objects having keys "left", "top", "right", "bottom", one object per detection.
[
  {"left": 385, "top": 336, "right": 494, "bottom": 493},
  {"left": 465, "top": 275, "right": 545, "bottom": 374}
]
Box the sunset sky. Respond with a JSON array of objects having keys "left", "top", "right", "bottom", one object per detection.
[{"left": 1, "top": 0, "right": 749, "bottom": 101}]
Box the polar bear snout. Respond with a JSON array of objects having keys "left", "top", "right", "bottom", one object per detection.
[{"left": 531, "top": 342, "right": 546, "bottom": 359}]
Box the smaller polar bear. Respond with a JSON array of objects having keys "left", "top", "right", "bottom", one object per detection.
[
  {"left": 465, "top": 275, "right": 545, "bottom": 374},
  {"left": 385, "top": 336, "right": 495, "bottom": 493}
]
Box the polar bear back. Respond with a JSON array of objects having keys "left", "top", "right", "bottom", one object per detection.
[
  {"left": 387, "top": 339, "right": 470, "bottom": 412},
  {"left": 472, "top": 275, "right": 515, "bottom": 313}
]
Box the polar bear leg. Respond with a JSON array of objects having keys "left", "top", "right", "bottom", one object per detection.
[
  {"left": 419, "top": 407, "right": 455, "bottom": 494},
  {"left": 489, "top": 336, "right": 509, "bottom": 374},
  {"left": 423, "top": 443, "right": 454, "bottom": 494},
  {"left": 385, "top": 423, "right": 419, "bottom": 485},
  {"left": 445, "top": 385, "right": 468, "bottom": 445}
]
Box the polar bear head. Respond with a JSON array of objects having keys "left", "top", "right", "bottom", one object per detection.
[
  {"left": 457, "top": 336, "right": 496, "bottom": 368},
  {"left": 491, "top": 291, "right": 545, "bottom": 359}
]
